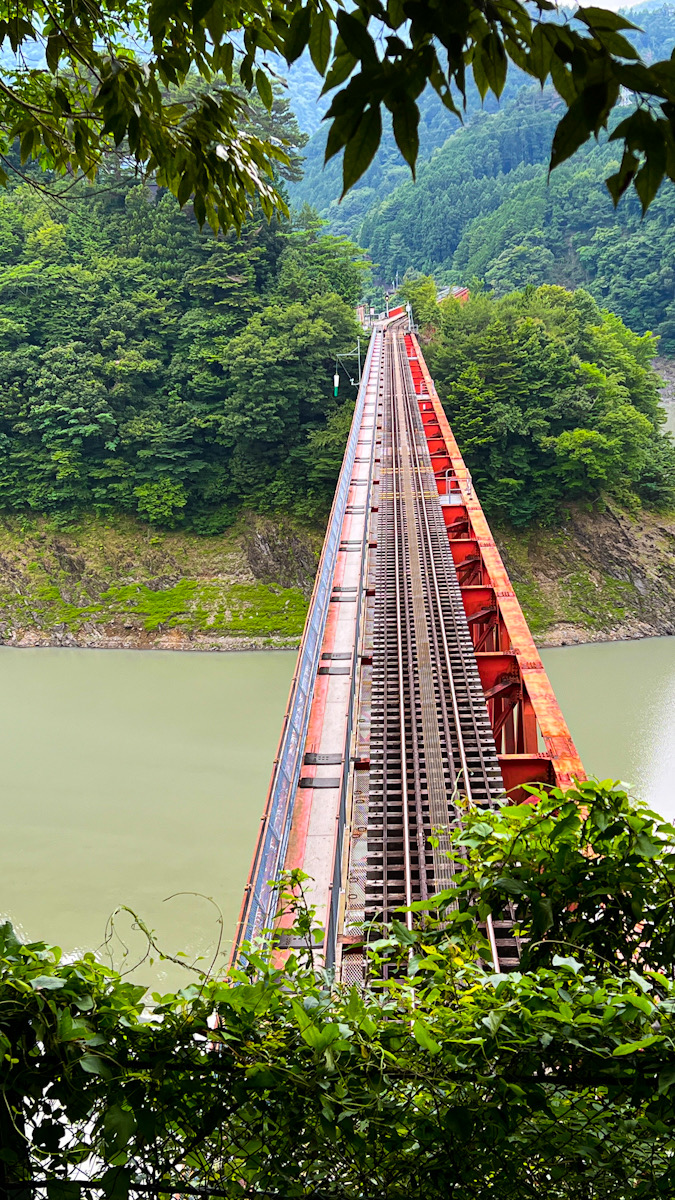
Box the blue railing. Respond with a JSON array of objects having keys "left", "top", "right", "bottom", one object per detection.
[{"left": 237, "top": 329, "right": 378, "bottom": 949}]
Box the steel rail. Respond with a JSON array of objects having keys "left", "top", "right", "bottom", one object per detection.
[
  {"left": 389, "top": 332, "right": 444, "bottom": 904},
  {"left": 392, "top": 334, "right": 474, "bottom": 803},
  {"left": 388, "top": 336, "right": 414, "bottom": 928},
  {"left": 396, "top": 332, "right": 501, "bottom": 802},
  {"left": 392, "top": 338, "right": 429, "bottom": 904},
  {"left": 393, "top": 329, "right": 503, "bottom": 967},
  {"left": 376, "top": 323, "right": 504, "bottom": 966}
]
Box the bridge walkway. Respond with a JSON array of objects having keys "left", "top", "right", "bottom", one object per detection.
[{"left": 235, "top": 314, "right": 584, "bottom": 976}]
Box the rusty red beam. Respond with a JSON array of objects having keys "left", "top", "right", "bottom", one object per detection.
[{"left": 404, "top": 332, "right": 584, "bottom": 797}]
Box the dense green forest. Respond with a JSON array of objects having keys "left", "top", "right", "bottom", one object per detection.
[
  {"left": 402, "top": 280, "right": 675, "bottom": 525},
  {"left": 291, "top": 5, "right": 675, "bottom": 247},
  {"left": 359, "top": 89, "right": 561, "bottom": 285},
  {"left": 0, "top": 158, "right": 367, "bottom": 531},
  {"left": 362, "top": 84, "right": 675, "bottom": 349},
  {"left": 288, "top": 54, "right": 536, "bottom": 242},
  {"left": 450, "top": 129, "right": 675, "bottom": 350},
  {"left": 292, "top": 4, "right": 675, "bottom": 347}
]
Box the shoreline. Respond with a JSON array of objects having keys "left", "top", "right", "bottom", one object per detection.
[
  {"left": 0, "top": 628, "right": 302, "bottom": 653},
  {"left": 0, "top": 501, "right": 672, "bottom": 655},
  {"left": 0, "top": 624, "right": 671, "bottom": 653},
  {"left": 534, "top": 620, "right": 674, "bottom": 649}
]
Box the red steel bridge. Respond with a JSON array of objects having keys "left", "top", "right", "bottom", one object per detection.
[{"left": 235, "top": 312, "right": 584, "bottom": 979}]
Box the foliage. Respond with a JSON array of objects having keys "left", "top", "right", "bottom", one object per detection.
[
  {"left": 2, "top": 0, "right": 675, "bottom": 227},
  {"left": 358, "top": 86, "right": 561, "bottom": 276},
  {"left": 3, "top": 781, "right": 675, "bottom": 1197},
  {"left": 297, "top": 5, "right": 675, "bottom": 247},
  {"left": 457, "top": 128, "right": 675, "bottom": 354},
  {"left": 0, "top": 24, "right": 299, "bottom": 232},
  {"left": 420, "top": 284, "right": 675, "bottom": 525},
  {"left": 398, "top": 273, "right": 439, "bottom": 330},
  {"left": 448, "top": 778, "right": 675, "bottom": 973},
  {"left": 285, "top": 49, "right": 331, "bottom": 136},
  {"left": 288, "top": 59, "right": 533, "bottom": 240},
  {"left": 308, "top": 0, "right": 675, "bottom": 214},
  {"left": 0, "top": 172, "right": 367, "bottom": 529},
  {"left": 351, "top": 17, "right": 675, "bottom": 353}
]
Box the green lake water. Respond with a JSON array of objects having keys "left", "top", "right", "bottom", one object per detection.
[
  {"left": 0, "top": 647, "right": 295, "bottom": 987},
  {"left": 542, "top": 636, "right": 675, "bottom": 818},
  {"left": 0, "top": 637, "right": 673, "bottom": 988}
]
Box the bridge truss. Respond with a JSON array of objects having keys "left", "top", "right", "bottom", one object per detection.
[{"left": 235, "top": 315, "right": 584, "bottom": 978}]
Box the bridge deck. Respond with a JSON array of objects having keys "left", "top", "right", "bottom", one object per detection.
[{"left": 235, "top": 317, "right": 584, "bottom": 973}]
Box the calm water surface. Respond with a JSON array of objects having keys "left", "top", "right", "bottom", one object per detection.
[
  {"left": 1, "top": 638, "right": 674, "bottom": 983},
  {"left": 0, "top": 647, "right": 295, "bottom": 985},
  {"left": 542, "top": 636, "right": 675, "bottom": 819}
]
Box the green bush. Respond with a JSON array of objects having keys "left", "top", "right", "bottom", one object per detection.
[
  {"left": 425, "top": 285, "right": 675, "bottom": 524},
  {"left": 3, "top": 780, "right": 675, "bottom": 1198}
]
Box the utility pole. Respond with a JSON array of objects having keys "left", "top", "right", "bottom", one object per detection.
[{"left": 333, "top": 343, "right": 363, "bottom": 390}]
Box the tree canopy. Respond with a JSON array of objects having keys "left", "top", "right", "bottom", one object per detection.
[
  {"left": 403, "top": 280, "right": 675, "bottom": 525},
  {"left": 0, "top": 170, "right": 368, "bottom": 530},
  {"left": 4, "top": 0, "right": 675, "bottom": 226},
  {"left": 3, "top": 779, "right": 675, "bottom": 1198}
]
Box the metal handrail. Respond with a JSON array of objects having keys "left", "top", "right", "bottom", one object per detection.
[{"left": 234, "top": 329, "right": 379, "bottom": 952}]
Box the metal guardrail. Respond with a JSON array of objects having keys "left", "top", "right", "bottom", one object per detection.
[
  {"left": 236, "top": 329, "right": 378, "bottom": 950},
  {"left": 323, "top": 364, "right": 378, "bottom": 969}
]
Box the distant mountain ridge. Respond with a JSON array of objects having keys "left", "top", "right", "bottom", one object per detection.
[
  {"left": 287, "top": 55, "right": 535, "bottom": 238},
  {"left": 288, "top": 3, "right": 675, "bottom": 348},
  {"left": 288, "top": 6, "right": 675, "bottom": 229}
]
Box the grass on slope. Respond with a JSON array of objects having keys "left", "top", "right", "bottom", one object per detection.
[{"left": 0, "top": 513, "right": 313, "bottom": 642}]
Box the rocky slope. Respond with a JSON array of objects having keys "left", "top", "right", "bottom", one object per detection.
[
  {"left": 495, "top": 503, "right": 675, "bottom": 646},
  {"left": 0, "top": 501, "right": 673, "bottom": 651},
  {"left": 0, "top": 513, "right": 321, "bottom": 651}
]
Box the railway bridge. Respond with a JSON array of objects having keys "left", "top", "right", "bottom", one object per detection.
[{"left": 235, "top": 312, "right": 584, "bottom": 978}]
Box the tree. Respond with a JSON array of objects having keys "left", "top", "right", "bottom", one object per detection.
[
  {"left": 3, "top": 781, "right": 675, "bottom": 1198},
  {"left": 399, "top": 272, "right": 439, "bottom": 328},
  {"left": 0, "top": 169, "right": 367, "bottom": 529},
  {"left": 486, "top": 238, "right": 555, "bottom": 295},
  {"left": 425, "top": 285, "right": 675, "bottom": 525},
  {"left": 3, "top": 0, "right": 675, "bottom": 229}
]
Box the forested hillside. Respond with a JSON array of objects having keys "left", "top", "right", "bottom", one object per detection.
[
  {"left": 288, "top": 60, "right": 532, "bottom": 241},
  {"left": 360, "top": 89, "right": 560, "bottom": 283},
  {"left": 0, "top": 13, "right": 674, "bottom": 647},
  {"left": 450, "top": 132, "right": 675, "bottom": 349},
  {"left": 294, "top": 4, "right": 675, "bottom": 247},
  {"left": 403, "top": 281, "right": 675, "bottom": 525},
  {"left": 0, "top": 168, "right": 366, "bottom": 532},
  {"left": 294, "top": 4, "right": 675, "bottom": 346},
  {"left": 365, "top": 89, "right": 675, "bottom": 348}
]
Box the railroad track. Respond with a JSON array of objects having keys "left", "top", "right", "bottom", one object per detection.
[{"left": 360, "top": 324, "right": 519, "bottom": 971}]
